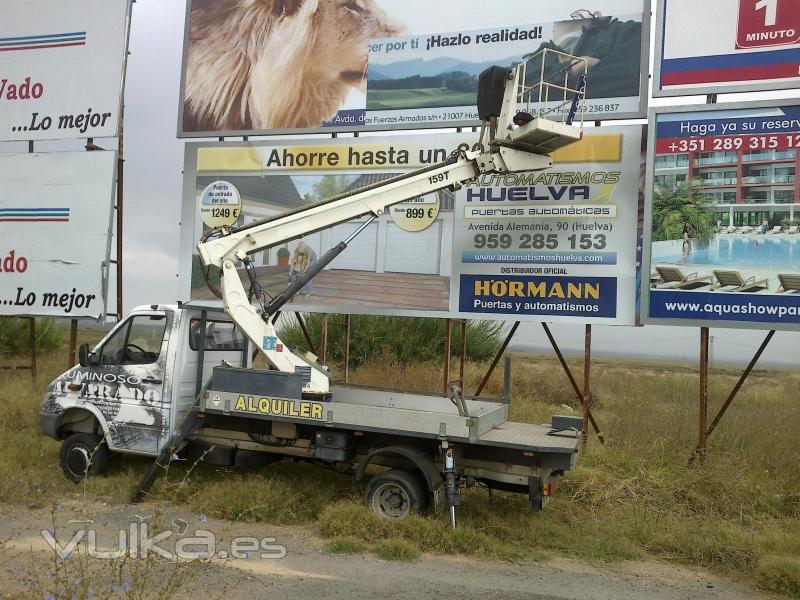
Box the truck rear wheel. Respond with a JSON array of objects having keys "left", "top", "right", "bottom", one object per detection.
[
  {"left": 364, "top": 469, "right": 428, "bottom": 519},
  {"left": 59, "top": 433, "right": 110, "bottom": 483}
]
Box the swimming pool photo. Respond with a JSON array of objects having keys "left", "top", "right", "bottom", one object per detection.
[{"left": 652, "top": 234, "right": 800, "bottom": 270}]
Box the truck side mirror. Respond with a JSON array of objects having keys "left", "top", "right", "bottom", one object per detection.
[{"left": 78, "top": 343, "right": 90, "bottom": 367}]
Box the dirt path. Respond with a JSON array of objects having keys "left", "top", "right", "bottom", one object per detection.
[{"left": 0, "top": 501, "right": 767, "bottom": 600}]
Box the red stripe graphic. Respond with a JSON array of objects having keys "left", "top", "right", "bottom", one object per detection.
[
  {"left": 662, "top": 63, "right": 800, "bottom": 86},
  {"left": 0, "top": 41, "right": 85, "bottom": 52},
  {"left": 656, "top": 132, "right": 800, "bottom": 154}
]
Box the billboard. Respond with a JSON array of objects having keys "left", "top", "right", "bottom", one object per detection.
[
  {"left": 644, "top": 100, "right": 800, "bottom": 330},
  {"left": 451, "top": 125, "right": 645, "bottom": 324},
  {"left": 0, "top": 0, "right": 131, "bottom": 142},
  {"left": 654, "top": 0, "right": 800, "bottom": 96},
  {"left": 178, "top": 0, "right": 649, "bottom": 137},
  {"left": 179, "top": 127, "right": 644, "bottom": 325},
  {"left": 0, "top": 152, "right": 117, "bottom": 319}
]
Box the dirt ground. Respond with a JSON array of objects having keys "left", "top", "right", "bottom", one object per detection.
[{"left": 0, "top": 500, "right": 769, "bottom": 600}]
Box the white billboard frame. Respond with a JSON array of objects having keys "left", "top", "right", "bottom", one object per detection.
[
  {"left": 0, "top": 0, "right": 132, "bottom": 143},
  {"left": 176, "top": 0, "right": 651, "bottom": 138},
  {"left": 653, "top": 0, "right": 800, "bottom": 98},
  {"left": 0, "top": 151, "right": 117, "bottom": 320},
  {"left": 642, "top": 98, "right": 800, "bottom": 331},
  {"left": 179, "top": 129, "right": 644, "bottom": 325}
]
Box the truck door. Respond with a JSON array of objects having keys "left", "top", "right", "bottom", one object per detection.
[
  {"left": 173, "top": 315, "right": 249, "bottom": 429},
  {"left": 89, "top": 312, "right": 171, "bottom": 454}
]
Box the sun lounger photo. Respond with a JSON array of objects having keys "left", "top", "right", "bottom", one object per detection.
[
  {"left": 767, "top": 226, "right": 782, "bottom": 235},
  {"left": 712, "top": 270, "right": 770, "bottom": 293},
  {"left": 788, "top": 226, "right": 798, "bottom": 235},
  {"left": 722, "top": 226, "right": 738, "bottom": 234},
  {"left": 652, "top": 266, "right": 713, "bottom": 290},
  {"left": 739, "top": 226, "right": 754, "bottom": 234},
  {"left": 777, "top": 273, "right": 800, "bottom": 294}
]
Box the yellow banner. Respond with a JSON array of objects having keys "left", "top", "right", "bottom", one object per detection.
[
  {"left": 196, "top": 133, "right": 624, "bottom": 173},
  {"left": 551, "top": 134, "right": 623, "bottom": 164}
]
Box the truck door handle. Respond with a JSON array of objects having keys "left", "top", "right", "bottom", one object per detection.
[{"left": 141, "top": 378, "right": 162, "bottom": 385}]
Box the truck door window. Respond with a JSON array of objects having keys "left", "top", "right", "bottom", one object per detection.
[
  {"left": 98, "top": 315, "right": 167, "bottom": 365},
  {"left": 189, "top": 319, "right": 246, "bottom": 351}
]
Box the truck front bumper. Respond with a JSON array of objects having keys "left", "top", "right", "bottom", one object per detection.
[{"left": 40, "top": 412, "right": 60, "bottom": 440}]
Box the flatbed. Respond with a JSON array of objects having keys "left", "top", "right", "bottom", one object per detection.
[{"left": 202, "top": 382, "right": 579, "bottom": 457}]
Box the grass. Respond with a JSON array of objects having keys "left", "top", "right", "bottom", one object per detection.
[
  {"left": 366, "top": 88, "right": 477, "bottom": 110},
  {"left": 1, "top": 341, "right": 799, "bottom": 596},
  {"left": 374, "top": 538, "right": 420, "bottom": 561},
  {"left": 757, "top": 556, "right": 800, "bottom": 598},
  {"left": 324, "top": 537, "right": 368, "bottom": 555}
]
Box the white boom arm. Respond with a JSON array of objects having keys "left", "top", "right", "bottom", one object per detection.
[{"left": 196, "top": 57, "right": 586, "bottom": 396}]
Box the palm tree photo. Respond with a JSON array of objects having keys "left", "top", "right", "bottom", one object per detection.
[{"left": 652, "top": 180, "right": 715, "bottom": 242}]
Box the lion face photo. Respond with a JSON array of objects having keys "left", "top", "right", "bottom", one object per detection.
[{"left": 182, "top": 0, "right": 404, "bottom": 132}]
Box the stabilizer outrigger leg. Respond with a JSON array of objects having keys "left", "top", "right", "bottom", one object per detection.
[{"left": 131, "top": 405, "right": 206, "bottom": 503}]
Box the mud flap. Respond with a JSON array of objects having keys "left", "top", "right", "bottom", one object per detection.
[{"left": 529, "top": 475, "right": 557, "bottom": 512}]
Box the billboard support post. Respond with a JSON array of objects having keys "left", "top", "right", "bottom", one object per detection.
[
  {"left": 0, "top": 317, "right": 36, "bottom": 381},
  {"left": 320, "top": 315, "right": 329, "bottom": 364},
  {"left": 474, "top": 322, "right": 520, "bottom": 397},
  {"left": 295, "top": 313, "right": 318, "bottom": 357},
  {"left": 343, "top": 315, "right": 351, "bottom": 384},
  {"left": 696, "top": 327, "right": 710, "bottom": 462},
  {"left": 29, "top": 318, "right": 37, "bottom": 382},
  {"left": 115, "top": 128, "right": 124, "bottom": 321},
  {"left": 582, "top": 325, "right": 592, "bottom": 447},
  {"left": 541, "top": 323, "right": 605, "bottom": 445},
  {"left": 690, "top": 329, "right": 776, "bottom": 462},
  {"left": 458, "top": 320, "right": 467, "bottom": 389},
  {"left": 442, "top": 319, "right": 452, "bottom": 395},
  {"left": 67, "top": 320, "right": 78, "bottom": 369}
]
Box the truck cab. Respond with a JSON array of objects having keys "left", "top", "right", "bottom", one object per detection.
[{"left": 41, "top": 303, "right": 248, "bottom": 480}]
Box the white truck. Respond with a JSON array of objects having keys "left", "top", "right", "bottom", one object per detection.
[{"left": 41, "top": 53, "right": 590, "bottom": 523}]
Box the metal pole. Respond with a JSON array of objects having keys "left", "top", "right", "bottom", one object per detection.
[
  {"left": 582, "top": 324, "right": 591, "bottom": 447},
  {"left": 697, "top": 327, "right": 709, "bottom": 461},
  {"left": 459, "top": 320, "right": 467, "bottom": 388},
  {"left": 474, "top": 322, "right": 520, "bottom": 396},
  {"left": 443, "top": 319, "right": 452, "bottom": 395},
  {"left": 295, "top": 313, "right": 318, "bottom": 357},
  {"left": 67, "top": 319, "right": 78, "bottom": 368},
  {"left": 29, "top": 318, "right": 37, "bottom": 382},
  {"left": 343, "top": 314, "right": 351, "bottom": 383},
  {"left": 541, "top": 323, "right": 605, "bottom": 444},
  {"left": 502, "top": 355, "right": 511, "bottom": 405},
  {"left": 705, "top": 330, "right": 775, "bottom": 440},
  {"left": 320, "top": 315, "right": 328, "bottom": 364},
  {"left": 115, "top": 121, "right": 124, "bottom": 320}
]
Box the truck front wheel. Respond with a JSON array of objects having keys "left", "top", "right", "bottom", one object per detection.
[
  {"left": 364, "top": 469, "right": 428, "bottom": 519},
  {"left": 59, "top": 433, "right": 110, "bottom": 483}
]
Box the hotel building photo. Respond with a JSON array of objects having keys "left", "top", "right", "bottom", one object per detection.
[{"left": 654, "top": 148, "right": 799, "bottom": 228}]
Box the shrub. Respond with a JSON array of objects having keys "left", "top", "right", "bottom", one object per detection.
[
  {"left": 374, "top": 538, "right": 420, "bottom": 561},
  {"left": 0, "top": 318, "right": 64, "bottom": 355},
  {"left": 280, "top": 314, "right": 502, "bottom": 367},
  {"left": 324, "top": 537, "right": 368, "bottom": 554}
]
